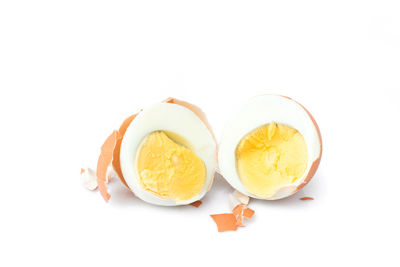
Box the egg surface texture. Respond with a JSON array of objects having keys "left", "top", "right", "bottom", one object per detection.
[
  {"left": 236, "top": 122, "right": 308, "bottom": 198},
  {"left": 137, "top": 131, "right": 206, "bottom": 201},
  {"left": 219, "top": 95, "right": 322, "bottom": 200},
  {"left": 120, "top": 102, "right": 217, "bottom": 206}
]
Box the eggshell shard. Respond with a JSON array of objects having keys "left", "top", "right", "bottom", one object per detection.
[
  {"left": 243, "top": 208, "right": 255, "bottom": 219},
  {"left": 190, "top": 200, "right": 202, "bottom": 207},
  {"left": 81, "top": 167, "right": 97, "bottom": 190},
  {"left": 236, "top": 213, "right": 243, "bottom": 227},
  {"left": 300, "top": 197, "right": 314, "bottom": 201},
  {"left": 232, "top": 204, "right": 243, "bottom": 217},
  {"left": 218, "top": 95, "right": 322, "bottom": 200},
  {"left": 232, "top": 204, "right": 254, "bottom": 227},
  {"left": 211, "top": 194, "right": 255, "bottom": 232},
  {"left": 96, "top": 131, "right": 118, "bottom": 202},
  {"left": 211, "top": 205, "right": 255, "bottom": 231},
  {"left": 210, "top": 214, "right": 238, "bottom": 232}
]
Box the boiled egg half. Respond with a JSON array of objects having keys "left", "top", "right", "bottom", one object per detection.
[
  {"left": 218, "top": 95, "right": 322, "bottom": 200},
  {"left": 109, "top": 98, "right": 218, "bottom": 206}
]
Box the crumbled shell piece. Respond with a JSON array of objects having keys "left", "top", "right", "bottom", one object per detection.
[
  {"left": 210, "top": 191, "right": 255, "bottom": 232},
  {"left": 210, "top": 214, "right": 238, "bottom": 232},
  {"left": 190, "top": 200, "right": 202, "bottom": 207},
  {"left": 243, "top": 208, "right": 255, "bottom": 219},
  {"left": 81, "top": 168, "right": 97, "bottom": 190}
]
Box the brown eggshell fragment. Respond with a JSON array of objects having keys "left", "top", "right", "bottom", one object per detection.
[
  {"left": 236, "top": 214, "right": 243, "bottom": 227},
  {"left": 232, "top": 204, "right": 244, "bottom": 218},
  {"left": 97, "top": 131, "right": 118, "bottom": 202},
  {"left": 190, "top": 200, "right": 202, "bottom": 207},
  {"left": 232, "top": 204, "right": 245, "bottom": 227},
  {"left": 211, "top": 203, "right": 255, "bottom": 231},
  {"left": 232, "top": 202, "right": 255, "bottom": 227},
  {"left": 112, "top": 114, "right": 138, "bottom": 187},
  {"left": 300, "top": 197, "right": 314, "bottom": 201},
  {"left": 210, "top": 214, "right": 238, "bottom": 232},
  {"left": 243, "top": 208, "right": 255, "bottom": 219}
]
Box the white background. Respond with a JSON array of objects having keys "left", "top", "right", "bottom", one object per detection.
[{"left": 1, "top": 1, "right": 399, "bottom": 266}]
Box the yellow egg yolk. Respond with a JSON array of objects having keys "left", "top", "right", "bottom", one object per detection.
[
  {"left": 136, "top": 131, "right": 206, "bottom": 201},
  {"left": 236, "top": 122, "right": 308, "bottom": 198}
]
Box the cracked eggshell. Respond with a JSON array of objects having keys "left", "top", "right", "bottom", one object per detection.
[
  {"left": 119, "top": 102, "right": 217, "bottom": 206},
  {"left": 81, "top": 168, "right": 97, "bottom": 190},
  {"left": 218, "top": 95, "right": 322, "bottom": 200}
]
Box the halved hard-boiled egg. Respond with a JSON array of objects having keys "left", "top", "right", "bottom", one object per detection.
[
  {"left": 97, "top": 98, "right": 217, "bottom": 206},
  {"left": 218, "top": 95, "right": 322, "bottom": 200}
]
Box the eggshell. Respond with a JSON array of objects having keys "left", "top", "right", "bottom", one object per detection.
[
  {"left": 190, "top": 200, "right": 202, "bottom": 207},
  {"left": 232, "top": 204, "right": 245, "bottom": 227},
  {"left": 300, "top": 197, "right": 314, "bottom": 201},
  {"left": 218, "top": 95, "right": 322, "bottom": 200},
  {"left": 243, "top": 208, "right": 255, "bottom": 219},
  {"left": 232, "top": 204, "right": 254, "bottom": 226},
  {"left": 211, "top": 203, "right": 255, "bottom": 231},
  {"left": 210, "top": 214, "right": 238, "bottom": 232},
  {"left": 81, "top": 167, "right": 97, "bottom": 190},
  {"left": 96, "top": 131, "right": 118, "bottom": 202}
]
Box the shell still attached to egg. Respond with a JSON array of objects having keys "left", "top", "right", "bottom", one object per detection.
[
  {"left": 218, "top": 95, "right": 322, "bottom": 200},
  {"left": 96, "top": 98, "right": 217, "bottom": 206}
]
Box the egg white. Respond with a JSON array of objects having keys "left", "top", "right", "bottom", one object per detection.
[
  {"left": 120, "top": 102, "right": 217, "bottom": 206},
  {"left": 218, "top": 95, "right": 322, "bottom": 200}
]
